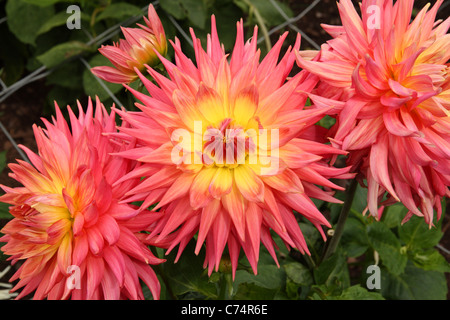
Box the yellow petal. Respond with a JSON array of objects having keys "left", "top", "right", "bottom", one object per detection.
[
  {"left": 232, "top": 85, "right": 258, "bottom": 127},
  {"left": 196, "top": 84, "right": 227, "bottom": 126},
  {"left": 172, "top": 89, "right": 206, "bottom": 131},
  {"left": 57, "top": 232, "right": 73, "bottom": 275},
  {"left": 209, "top": 167, "right": 233, "bottom": 199},
  {"left": 189, "top": 167, "right": 216, "bottom": 209},
  {"left": 233, "top": 165, "right": 264, "bottom": 202}
]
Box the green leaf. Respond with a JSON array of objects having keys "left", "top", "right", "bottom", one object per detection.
[
  {"left": 314, "top": 250, "right": 350, "bottom": 288},
  {"left": 159, "top": 0, "right": 187, "bottom": 20},
  {"left": 298, "top": 221, "right": 321, "bottom": 249},
  {"left": 232, "top": 283, "right": 279, "bottom": 300},
  {"left": 45, "top": 86, "right": 83, "bottom": 113},
  {"left": 22, "top": 0, "right": 76, "bottom": 6},
  {"left": 381, "top": 261, "right": 448, "bottom": 300},
  {"left": 82, "top": 54, "right": 123, "bottom": 101},
  {"left": 162, "top": 241, "right": 218, "bottom": 299},
  {"left": 96, "top": 3, "right": 143, "bottom": 22},
  {"left": 37, "top": 41, "right": 93, "bottom": 68},
  {"left": 399, "top": 215, "right": 443, "bottom": 250},
  {"left": 0, "top": 201, "right": 12, "bottom": 220},
  {"left": 6, "top": 0, "right": 55, "bottom": 45},
  {"left": 409, "top": 249, "right": 450, "bottom": 273},
  {"left": 231, "top": 259, "right": 285, "bottom": 300},
  {"left": 212, "top": 2, "right": 245, "bottom": 51},
  {"left": 381, "top": 204, "right": 407, "bottom": 228},
  {"left": 0, "top": 23, "right": 27, "bottom": 85},
  {"left": 37, "top": 10, "right": 90, "bottom": 36},
  {"left": 285, "top": 279, "right": 301, "bottom": 299},
  {"left": 341, "top": 217, "right": 369, "bottom": 257},
  {"left": 284, "top": 262, "right": 313, "bottom": 286},
  {"left": 234, "top": 265, "right": 285, "bottom": 290},
  {"left": 160, "top": 0, "right": 208, "bottom": 29},
  {"left": 46, "top": 60, "right": 84, "bottom": 89},
  {"left": 336, "top": 285, "right": 385, "bottom": 300},
  {"left": 180, "top": 0, "right": 208, "bottom": 29},
  {"left": 367, "top": 222, "right": 407, "bottom": 275},
  {"left": 308, "top": 284, "right": 341, "bottom": 300},
  {"left": 238, "top": 0, "right": 294, "bottom": 27},
  {"left": 351, "top": 183, "right": 368, "bottom": 214},
  {"left": 318, "top": 115, "right": 336, "bottom": 130}
]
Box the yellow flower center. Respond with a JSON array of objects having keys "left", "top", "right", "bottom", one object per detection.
[{"left": 202, "top": 118, "right": 255, "bottom": 168}]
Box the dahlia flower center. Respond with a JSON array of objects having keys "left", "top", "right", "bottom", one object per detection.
[{"left": 202, "top": 118, "right": 256, "bottom": 168}]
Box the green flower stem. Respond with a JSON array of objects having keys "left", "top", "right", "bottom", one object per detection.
[
  {"left": 321, "top": 178, "right": 358, "bottom": 262},
  {"left": 218, "top": 273, "right": 233, "bottom": 300},
  {"left": 304, "top": 252, "right": 317, "bottom": 269}
]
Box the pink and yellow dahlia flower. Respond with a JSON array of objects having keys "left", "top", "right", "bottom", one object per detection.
[
  {"left": 296, "top": 0, "right": 450, "bottom": 225},
  {"left": 0, "top": 98, "right": 163, "bottom": 300},
  {"left": 91, "top": 4, "right": 167, "bottom": 84},
  {"left": 114, "top": 16, "right": 354, "bottom": 277}
]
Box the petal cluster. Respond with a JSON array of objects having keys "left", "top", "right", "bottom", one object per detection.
[
  {"left": 297, "top": 0, "right": 450, "bottom": 225},
  {"left": 0, "top": 98, "right": 163, "bottom": 299},
  {"left": 114, "top": 17, "right": 354, "bottom": 276},
  {"left": 91, "top": 4, "right": 167, "bottom": 84}
]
